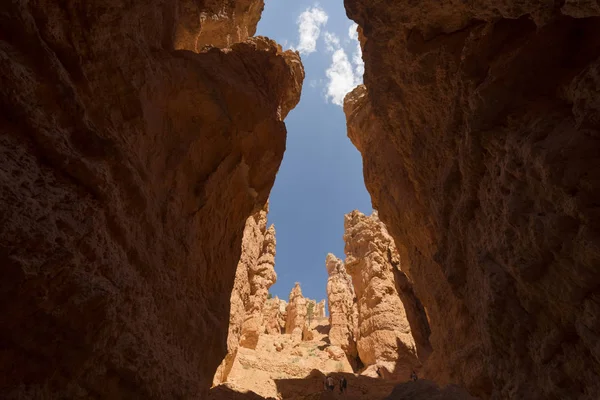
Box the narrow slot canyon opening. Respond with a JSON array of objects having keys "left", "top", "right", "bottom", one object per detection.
[
  {"left": 1, "top": 0, "right": 599, "bottom": 399},
  {"left": 208, "top": 1, "right": 437, "bottom": 399}
]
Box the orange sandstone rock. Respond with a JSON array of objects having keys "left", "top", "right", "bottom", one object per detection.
[
  {"left": 263, "top": 296, "right": 287, "bottom": 335},
  {"left": 325, "top": 253, "right": 359, "bottom": 363},
  {"left": 344, "top": 211, "right": 422, "bottom": 380},
  {"left": 0, "top": 1, "right": 303, "bottom": 397},
  {"left": 285, "top": 283, "right": 308, "bottom": 341},
  {"left": 345, "top": 0, "right": 600, "bottom": 397},
  {"left": 240, "top": 222, "right": 277, "bottom": 349}
]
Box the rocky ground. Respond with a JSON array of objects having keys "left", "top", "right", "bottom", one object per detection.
[
  {"left": 213, "top": 317, "right": 356, "bottom": 399},
  {"left": 209, "top": 314, "right": 476, "bottom": 400},
  {"left": 210, "top": 211, "right": 457, "bottom": 400}
]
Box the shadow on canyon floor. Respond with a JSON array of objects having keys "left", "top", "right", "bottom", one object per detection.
[
  {"left": 209, "top": 369, "right": 478, "bottom": 399},
  {"left": 314, "top": 324, "right": 331, "bottom": 335},
  {"left": 273, "top": 370, "right": 396, "bottom": 399},
  {"left": 208, "top": 384, "right": 275, "bottom": 399}
]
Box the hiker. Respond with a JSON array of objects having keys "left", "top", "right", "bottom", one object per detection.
[
  {"left": 324, "top": 375, "right": 335, "bottom": 392},
  {"left": 411, "top": 370, "right": 418, "bottom": 382},
  {"left": 376, "top": 366, "right": 382, "bottom": 378},
  {"left": 339, "top": 376, "right": 348, "bottom": 393}
]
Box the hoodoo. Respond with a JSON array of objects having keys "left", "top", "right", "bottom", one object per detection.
[
  {"left": 325, "top": 253, "right": 358, "bottom": 364},
  {"left": 2, "top": 0, "right": 599, "bottom": 398},
  {"left": 344, "top": 211, "right": 423, "bottom": 380},
  {"left": 213, "top": 203, "right": 278, "bottom": 385},
  {"left": 285, "top": 283, "right": 308, "bottom": 341}
]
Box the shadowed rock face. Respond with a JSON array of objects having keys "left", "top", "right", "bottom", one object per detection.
[
  {"left": 384, "top": 380, "right": 478, "bottom": 400},
  {"left": 0, "top": 0, "right": 303, "bottom": 398},
  {"left": 344, "top": 0, "right": 600, "bottom": 398}
]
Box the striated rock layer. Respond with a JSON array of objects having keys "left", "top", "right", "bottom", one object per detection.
[
  {"left": 344, "top": 0, "right": 600, "bottom": 398},
  {"left": 0, "top": 0, "right": 303, "bottom": 398},
  {"left": 344, "top": 211, "right": 422, "bottom": 380},
  {"left": 325, "top": 253, "right": 359, "bottom": 364}
]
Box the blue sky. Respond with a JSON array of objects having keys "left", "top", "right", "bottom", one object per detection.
[{"left": 256, "top": 1, "right": 372, "bottom": 304}]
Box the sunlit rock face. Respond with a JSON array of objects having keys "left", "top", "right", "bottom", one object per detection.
[
  {"left": 285, "top": 283, "right": 308, "bottom": 341},
  {"left": 213, "top": 203, "right": 278, "bottom": 384},
  {"left": 344, "top": 211, "right": 422, "bottom": 380},
  {"left": 305, "top": 298, "right": 326, "bottom": 322},
  {"left": 0, "top": 0, "right": 303, "bottom": 397},
  {"left": 175, "top": 0, "right": 265, "bottom": 51},
  {"left": 264, "top": 296, "right": 287, "bottom": 335},
  {"left": 344, "top": 0, "right": 600, "bottom": 397},
  {"left": 316, "top": 299, "right": 326, "bottom": 318},
  {"left": 240, "top": 222, "right": 277, "bottom": 349},
  {"left": 325, "top": 253, "right": 359, "bottom": 364}
]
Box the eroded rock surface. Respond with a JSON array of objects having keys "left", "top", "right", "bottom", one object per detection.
[
  {"left": 345, "top": 0, "right": 600, "bottom": 397},
  {"left": 214, "top": 323, "right": 353, "bottom": 399},
  {"left": 212, "top": 283, "right": 341, "bottom": 399},
  {"left": 305, "top": 298, "right": 325, "bottom": 323},
  {"left": 263, "top": 296, "right": 287, "bottom": 335},
  {"left": 285, "top": 283, "right": 308, "bottom": 341},
  {"left": 316, "top": 299, "right": 326, "bottom": 318},
  {"left": 0, "top": 1, "right": 303, "bottom": 398},
  {"left": 175, "top": 0, "right": 265, "bottom": 51},
  {"left": 240, "top": 222, "right": 277, "bottom": 349},
  {"left": 344, "top": 211, "right": 422, "bottom": 380},
  {"left": 214, "top": 203, "right": 278, "bottom": 384},
  {"left": 325, "top": 253, "right": 359, "bottom": 363}
]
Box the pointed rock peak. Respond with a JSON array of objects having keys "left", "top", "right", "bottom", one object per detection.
[
  {"left": 326, "top": 253, "right": 345, "bottom": 275},
  {"left": 289, "top": 282, "right": 303, "bottom": 299}
]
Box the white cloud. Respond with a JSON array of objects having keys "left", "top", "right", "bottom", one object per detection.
[
  {"left": 348, "top": 23, "right": 364, "bottom": 77},
  {"left": 309, "top": 79, "right": 326, "bottom": 88},
  {"left": 325, "top": 49, "right": 360, "bottom": 106},
  {"left": 348, "top": 23, "right": 359, "bottom": 41},
  {"left": 323, "top": 23, "right": 364, "bottom": 106},
  {"left": 323, "top": 32, "right": 340, "bottom": 52},
  {"left": 295, "top": 6, "right": 328, "bottom": 55}
]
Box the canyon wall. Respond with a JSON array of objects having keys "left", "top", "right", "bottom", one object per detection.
[
  {"left": 325, "top": 253, "right": 359, "bottom": 362},
  {"left": 0, "top": 0, "right": 303, "bottom": 398},
  {"left": 344, "top": 0, "right": 600, "bottom": 398},
  {"left": 175, "top": 0, "right": 265, "bottom": 50},
  {"left": 344, "top": 211, "right": 422, "bottom": 380}
]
